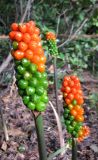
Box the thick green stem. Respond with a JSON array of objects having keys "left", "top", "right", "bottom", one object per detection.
[
  {"left": 53, "top": 56, "right": 60, "bottom": 116},
  {"left": 33, "top": 112, "right": 47, "bottom": 160},
  {"left": 72, "top": 138, "right": 77, "bottom": 160}
]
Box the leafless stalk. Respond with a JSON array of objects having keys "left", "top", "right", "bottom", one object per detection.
[{"left": 49, "top": 101, "right": 65, "bottom": 156}]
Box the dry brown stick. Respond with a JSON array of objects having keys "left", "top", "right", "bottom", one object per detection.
[
  {"left": 58, "top": 34, "right": 98, "bottom": 39},
  {"left": 0, "top": 54, "right": 13, "bottom": 74},
  {"left": 20, "top": 0, "right": 34, "bottom": 23},
  {"left": 0, "top": 104, "right": 9, "bottom": 141},
  {"left": 58, "top": 18, "right": 88, "bottom": 48},
  {"left": 81, "top": 79, "right": 98, "bottom": 83},
  {"left": 0, "top": 35, "right": 9, "bottom": 39}
]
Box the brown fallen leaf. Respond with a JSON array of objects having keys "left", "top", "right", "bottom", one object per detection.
[
  {"left": 8, "top": 128, "right": 25, "bottom": 136},
  {"left": 1, "top": 141, "right": 7, "bottom": 151}
]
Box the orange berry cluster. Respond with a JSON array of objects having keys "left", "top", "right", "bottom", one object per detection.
[
  {"left": 46, "top": 32, "right": 56, "bottom": 40},
  {"left": 9, "top": 21, "right": 46, "bottom": 73},
  {"left": 46, "top": 32, "right": 58, "bottom": 56},
  {"left": 78, "top": 126, "right": 90, "bottom": 142},
  {"left": 61, "top": 75, "right": 90, "bottom": 142}
]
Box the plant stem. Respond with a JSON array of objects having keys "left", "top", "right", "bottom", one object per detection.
[
  {"left": 53, "top": 56, "right": 60, "bottom": 116},
  {"left": 72, "top": 137, "right": 77, "bottom": 160},
  {"left": 33, "top": 112, "right": 47, "bottom": 160}
]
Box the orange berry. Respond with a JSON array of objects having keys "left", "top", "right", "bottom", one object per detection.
[
  {"left": 46, "top": 32, "right": 56, "bottom": 40},
  {"left": 29, "top": 20, "right": 36, "bottom": 27},
  {"left": 24, "top": 49, "right": 33, "bottom": 60},
  {"left": 65, "top": 86, "right": 71, "bottom": 93},
  {"left": 31, "top": 34, "right": 41, "bottom": 42},
  {"left": 68, "top": 104, "right": 74, "bottom": 110},
  {"left": 11, "top": 23, "right": 18, "bottom": 31},
  {"left": 78, "top": 130, "right": 84, "bottom": 137},
  {"left": 63, "top": 76, "right": 70, "bottom": 82},
  {"left": 68, "top": 80, "right": 74, "bottom": 87},
  {"left": 15, "top": 31, "right": 23, "bottom": 41},
  {"left": 9, "top": 31, "right": 16, "bottom": 40},
  {"left": 26, "top": 25, "right": 35, "bottom": 34},
  {"left": 67, "top": 93, "right": 74, "bottom": 101},
  {"left": 13, "top": 50, "right": 24, "bottom": 60},
  {"left": 77, "top": 108, "right": 84, "bottom": 115},
  {"left": 65, "top": 98, "right": 71, "bottom": 105},
  {"left": 77, "top": 97, "right": 84, "bottom": 105},
  {"left": 22, "top": 33, "right": 31, "bottom": 43},
  {"left": 70, "top": 109, "right": 77, "bottom": 117},
  {"left": 31, "top": 55, "right": 40, "bottom": 64},
  {"left": 75, "top": 115, "right": 84, "bottom": 122},
  {"left": 29, "top": 41, "right": 37, "bottom": 51},
  {"left": 18, "top": 41, "right": 28, "bottom": 52},
  {"left": 63, "top": 81, "right": 68, "bottom": 87},
  {"left": 34, "top": 27, "right": 40, "bottom": 35},
  {"left": 71, "top": 88, "right": 77, "bottom": 94},
  {"left": 19, "top": 23, "right": 27, "bottom": 33},
  {"left": 40, "top": 55, "right": 46, "bottom": 64},
  {"left": 35, "top": 47, "right": 44, "bottom": 55},
  {"left": 37, "top": 63, "right": 45, "bottom": 72}
]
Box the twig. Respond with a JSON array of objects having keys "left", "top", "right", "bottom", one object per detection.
[
  {"left": 20, "top": 0, "right": 23, "bottom": 17},
  {"left": 0, "top": 104, "right": 9, "bottom": 141},
  {"left": 74, "top": 19, "right": 88, "bottom": 35},
  {"left": 56, "top": 8, "right": 73, "bottom": 36},
  {"left": 56, "top": 9, "right": 68, "bottom": 36},
  {"left": 0, "top": 35, "right": 9, "bottom": 39},
  {"left": 14, "top": 0, "right": 18, "bottom": 21},
  {"left": 49, "top": 101, "right": 65, "bottom": 156},
  {"left": 58, "top": 18, "right": 88, "bottom": 48},
  {"left": 0, "top": 54, "right": 13, "bottom": 74},
  {"left": 20, "top": 0, "right": 34, "bottom": 23},
  {"left": 58, "top": 33, "right": 98, "bottom": 39},
  {"left": 58, "top": 4, "right": 98, "bottom": 48}
]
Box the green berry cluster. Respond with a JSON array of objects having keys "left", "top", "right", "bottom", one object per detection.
[
  {"left": 63, "top": 106, "right": 82, "bottom": 138},
  {"left": 48, "top": 40, "right": 58, "bottom": 56},
  {"left": 15, "top": 58, "right": 48, "bottom": 112}
]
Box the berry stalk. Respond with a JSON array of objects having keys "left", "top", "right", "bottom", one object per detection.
[{"left": 46, "top": 32, "right": 60, "bottom": 115}]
